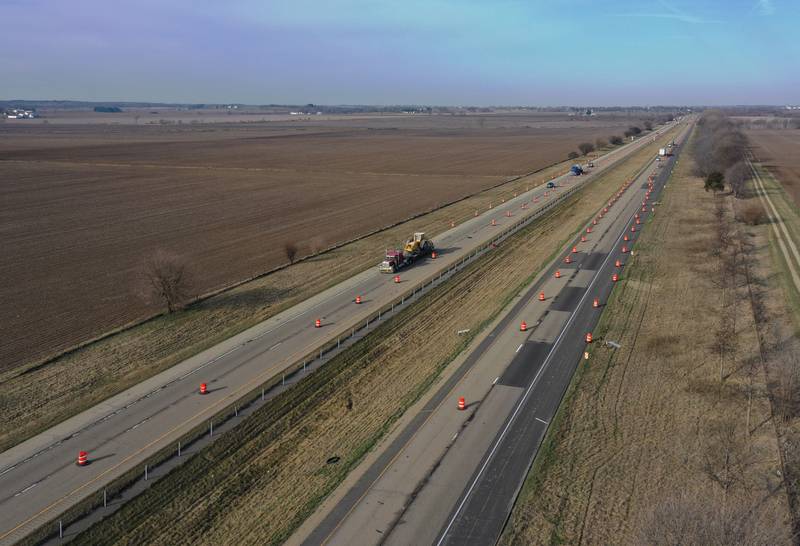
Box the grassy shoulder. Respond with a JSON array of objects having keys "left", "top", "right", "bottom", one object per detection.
[
  {"left": 500, "top": 136, "right": 793, "bottom": 545},
  {"left": 66, "top": 130, "right": 678, "bottom": 545},
  {"left": 0, "top": 126, "right": 682, "bottom": 453}
]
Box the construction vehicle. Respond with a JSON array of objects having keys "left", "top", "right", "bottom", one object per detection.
[
  {"left": 379, "top": 232, "right": 435, "bottom": 273},
  {"left": 570, "top": 164, "right": 584, "bottom": 176}
]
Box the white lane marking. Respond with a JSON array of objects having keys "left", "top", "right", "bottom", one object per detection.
[
  {"left": 434, "top": 127, "right": 684, "bottom": 546},
  {"left": 14, "top": 482, "right": 38, "bottom": 497},
  {"left": 452, "top": 433, "right": 458, "bottom": 441},
  {"left": 535, "top": 417, "right": 549, "bottom": 425},
  {"left": 515, "top": 344, "right": 523, "bottom": 353},
  {"left": 493, "top": 377, "right": 499, "bottom": 385},
  {"left": 270, "top": 342, "right": 282, "bottom": 351}
]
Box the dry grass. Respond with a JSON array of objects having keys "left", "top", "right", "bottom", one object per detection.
[
  {"left": 747, "top": 129, "right": 800, "bottom": 207},
  {"left": 0, "top": 125, "right": 682, "bottom": 453},
  {"left": 500, "top": 136, "right": 793, "bottom": 545},
  {"left": 69, "top": 126, "right": 675, "bottom": 546}
]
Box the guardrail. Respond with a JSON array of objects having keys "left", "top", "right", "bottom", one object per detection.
[{"left": 24, "top": 125, "right": 680, "bottom": 545}]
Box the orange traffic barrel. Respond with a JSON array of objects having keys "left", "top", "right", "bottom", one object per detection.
[
  {"left": 631, "top": 225, "right": 636, "bottom": 232},
  {"left": 624, "top": 234, "right": 629, "bottom": 242},
  {"left": 612, "top": 273, "right": 619, "bottom": 282},
  {"left": 431, "top": 251, "right": 437, "bottom": 259},
  {"left": 586, "top": 227, "right": 592, "bottom": 233},
  {"left": 615, "top": 259, "right": 621, "bottom": 268},
  {"left": 580, "top": 235, "right": 586, "bottom": 243},
  {"left": 394, "top": 275, "right": 401, "bottom": 283},
  {"left": 200, "top": 382, "right": 208, "bottom": 395},
  {"left": 585, "top": 332, "right": 593, "bottom": 343},
  {"left": 77, "top": 451, "right": 88, "bottom": 466},
  {"left": 572, "top": 246, "right": 578, "bottom": 253},
  {"left": 520, "top": 321, "right": 528, "bottom": 332},
  {"left": 355, "top": 295, "right": 362, "bottom": 304},
  {"left": 593, "top": 298, "right": 600, "bottom": 308},
  {"left": 315, "top": 318, "right": 322, "bottom": 328},
  {"left": 622, "top": 245, "right": 629, "bottom": 253},
  {"left": 538, "top": 292, "right": 545, "bottom": 301},
  {"left": 491, "top": 218, "right": 497, "bottom": 226},
  {"left": 555, "top": 270, "right": 561, "bottom": 278},
  {"left": 458, "top": 396, "right": 466, "bottom": 411}
]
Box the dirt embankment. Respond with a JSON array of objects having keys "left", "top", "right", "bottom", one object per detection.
[
  {"left": 0, "top": 115, "right": 647, "bottom": 371},
  {"left": 501, "top": 135, "right": 794, "bottom": 545}
]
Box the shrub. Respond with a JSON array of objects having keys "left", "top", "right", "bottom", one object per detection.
[{"left": 738, "top": 203, "right": 766, "bottom": 225}]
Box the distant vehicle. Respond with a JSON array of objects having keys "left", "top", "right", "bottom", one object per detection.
[
  {"left": 658, "top": 147, "right": 668, "bottom": 157},
  {"left": 379, "top": 232, "right": 434, "bottom": 273},
  {"left": 587, "top": 161, "right": 594, "bottom": 168},
  {"left": 546, "top": 181, "right": 556, "bottom": 188},
  {"left": 570, "top": 165, "right": 584, "bottom": 176},
  {"left": 655, "top": 157, "right": 661, "bottom": 162}
]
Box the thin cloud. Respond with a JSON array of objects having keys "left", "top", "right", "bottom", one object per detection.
[
  {"left": 756, "top": 0, "right": 775, "bottom": 15},
  {"left": 612, "top": 13, "right": 717, "bottom": 24}
]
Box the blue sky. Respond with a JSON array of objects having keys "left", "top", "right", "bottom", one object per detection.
[{"left": 2, "top": 0, "right": 797, "bottom": 105}]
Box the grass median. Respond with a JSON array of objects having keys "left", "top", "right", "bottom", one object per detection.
[{"left": 59, "top": 129, "right": 682, "bottom": 545}]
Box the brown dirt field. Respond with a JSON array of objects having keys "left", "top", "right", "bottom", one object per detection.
[
  {"left": 0, "top": 114, "right": 646, "bottom": 372},
  {"left": 71, "top": 123, "right": 668, "bottom": 546},
  {"left": 746, "top": 129, "right": 800, "bottom": 206},
  {"left": 500, "top": 140, "right": 793, "bottom": 545}
]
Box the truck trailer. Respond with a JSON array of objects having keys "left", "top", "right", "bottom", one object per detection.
[{"left": 379, "top": 232, "right": 435, "bottom": 273}]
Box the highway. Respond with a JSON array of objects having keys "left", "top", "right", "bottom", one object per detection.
[
  {"left": 294, "top": 120, "right": 693, "bottom": 546},
  {"left": 0, "top": 121, "right": 680, "bottom": 544}
]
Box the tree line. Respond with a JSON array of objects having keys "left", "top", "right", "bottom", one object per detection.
[{"left": 692, "top": 110, "right": 750, "bottom": 198}]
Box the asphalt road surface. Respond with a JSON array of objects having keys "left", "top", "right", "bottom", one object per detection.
[
  {"left": 0, "top": 121, "right": 681, "bottom": 545},
  {"left": 295, "top": 120, "right": 693, "bottom": 546}
]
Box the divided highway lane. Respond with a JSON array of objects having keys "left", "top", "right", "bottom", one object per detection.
[
  {"left": 0, "top": 122, "right": 678, "bottom": 544},
  {"left": 300, "top": 120, "right": 693, "bottom": 546}
]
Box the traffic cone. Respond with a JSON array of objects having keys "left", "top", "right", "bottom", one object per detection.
[
  {"left": 572, "top": 246, "right": 578, "bottom": 253},
  {"left": 587, "top": 227, "right": 592, "bottom": 233},
  {"left": 622, "top": 245, "right": 629, "bottom": 253},
  {"left": 593, "top": 298, "right": 600, "bottom": 308},
  {"left": 394, "top": 275, "right": 401, "bottom": 283},
  {"left": 458, "top": 397, "right": 466, "bottom": 410},
  {"left": 580, "top": 235, "right": 586, "bottom": 243},
  {"left": 355, "top": 295, "right": 362, "bottom": 304},
  {"left": 592, "top": 219, "right": 598, "bottom": 225},
  {"left": 539, "top": 292, "right": 545, "bottom": 301},
  {"left": 200, "top": 382, "right": 208, "bottom": 395},
  {"left": 615, "top": 259, "right": 621, "bottom": 267},
  {"left": 315, "top": 318, "right": 322, "bottom": 328},
  {"left": 77, "top": 451, "right": 88, "bottom": 466},
  {"left": 624, "top": 234, "right": 629, "bottom": 241},
  {"left": 520, "top": 320, "right": 528, "bottom": 331},
  {"left": 555, "top": 270, "right": 562, "bottom": 279},
  {"left": 431, "top": 251, "right": 437, "bottom": 259},
  {"left": 631, "top": 225, "right": 636, "bottom": 232}
]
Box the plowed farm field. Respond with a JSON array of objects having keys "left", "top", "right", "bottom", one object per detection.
[
  {"left": 0, "top": 113, "right": 646, "bottom": 371},
  {"left": 747, "top": 129, "right": 800, "bottom": 205}
]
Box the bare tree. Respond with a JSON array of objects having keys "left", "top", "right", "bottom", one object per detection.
[
  {"left": 567, "top": 151, "right": 580, "bottom": 160},
  {"left": 284, "top": 241, "right": 299, "bottom": 264},
  {"left": 643, "top": 120, "right": 653, "bottom": 131},
  {"left": 637, "top": 493, "right": 788, "bottom": 546},
  {"left": 578, "top": 142, "right": 595, "bottom": 156},
  {"left": 609, "top": 135, "right": 624, "bottom": 145},
  {"left": 595, "top": 137, "right": 608, "bottom": 149},
  {"left": 726, "top": 161, "right": 750, "bottom": 198},
  {"left": 142, "top": 250, "right": 194, "bottom": 313}
]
